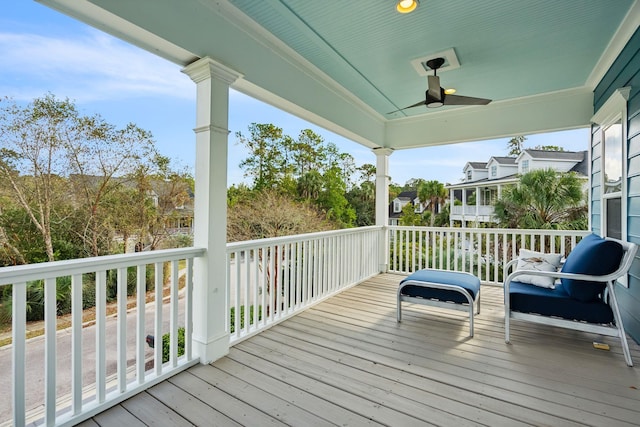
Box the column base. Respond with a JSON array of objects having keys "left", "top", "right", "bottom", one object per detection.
[{"left": 193, "top": 332, "right": 230, "bottom": 365}]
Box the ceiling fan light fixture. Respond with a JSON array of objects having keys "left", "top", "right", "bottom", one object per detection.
[
  {"left": 426, "top": 100, "right": 443, "bottom": 108},
  {"left": 444, "top": 88, "right": 456, "bottom": 95},
  {"left": 396, "top": 0, "right": 419, "bottom": 14}
]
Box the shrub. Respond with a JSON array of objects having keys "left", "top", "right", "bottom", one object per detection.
[
  {"left": 229, "top": 305, "right": 262, "bottom": 334},
  {"left": 161, "top": 327, "right": 185, "bottom": 363}
]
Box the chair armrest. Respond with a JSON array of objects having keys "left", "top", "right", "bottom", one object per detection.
[
  {"left": 505, "top": 269, "right": 613, "bottom": 290},
  {"left": 503, "top": 258, "right": 519, "bottom": 276}
]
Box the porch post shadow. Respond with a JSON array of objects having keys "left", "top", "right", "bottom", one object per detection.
[{"left": 182, "top": 57, "right": 242, "bottom": 364}]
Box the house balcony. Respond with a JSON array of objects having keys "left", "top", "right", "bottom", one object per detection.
[
  {"left": 450, "top": 204, "right": 496, "bottom": 224},
  {"left": 2, "top": 226, "right": 640, "bottom": 426}
]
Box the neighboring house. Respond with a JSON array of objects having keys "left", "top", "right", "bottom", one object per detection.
[
  {"left": 388, "top": 190, "right": 445, "bottom": 225},
  {"left": 389, "top": 190, "right": 420, "bottom": 226},
  {"left": 463, "top": 162, "right": 488, "bottom": 182},
  {"left": 68, "top": 174, "right": 194, "bottom": 250},
  {"left": 148, "top": 179, "right": 195, "bottom": 235},
  {"left": 447, "top": 149, "right": 588, "bottom": 227}
]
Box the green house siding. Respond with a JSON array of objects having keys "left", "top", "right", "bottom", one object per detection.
[{"left": 593, "top": 27, "right": 640, "bottom": 343}]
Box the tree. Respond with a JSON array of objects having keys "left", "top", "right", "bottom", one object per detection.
[
  {"left": 417, "top": 180, "right": 447, "bottom": 226},
  {"left": 388, "top": 183, "right": 403, "bottom": 202},
  {"left": 398, "top": 203, "right": 423, "bottom": 226},
  {"left": 433, "top": 202, "right": 450, "bottom": 227},
  {"left": 493, "top": 169, "right": 587, "bottom": 229},
  {"left": 227, "top": 183, "right": 254, "bottom": 207},
  {"left": 236, "top": 123, "right": 285, "bottom": 191},
  {"left": 346, "top": 179, "right": 375, "bottom": 226},
  {"left": 317, "top": 167, "right": 356, "bottom": 227},
  {"left": 506, "top": 136, "right": 527, "bottom": 157},
  {"left": 0, "top": 95, "right": 159, "bottom": 260},
  {"left": 533, "top": 145, "right": 564, "bottom": 151},
  {"left": 292, "top": 129, "right": 325, "bottom": 176},
  {"left": 235, "top": 124, "right": 361, "bottom": 230},
  {"left": 140, "top": 157, "right": 194, "bottom": 251},
  {"left": 357, "top": 163, "right": 376, "bottom": 182},
  {"left": 67, "top": 121, "right": 156, "bottom": 257},
  {"left": 297, "top": 170, "right": 323, "bottom": 200},
  {"left": 403, "top": 178, "right": 427, "bottom": 191},
  {"left": 227, "top": 190, "right": 333, "bottom": 241},
  {"left": 0, "top": 95, "right": 81, "bottom": 261}
]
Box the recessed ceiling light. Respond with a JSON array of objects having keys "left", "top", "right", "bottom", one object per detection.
[
  {"left": 396, "top": 0, "right": 419, "bottom": 14},
  {"left": 444, "top": 88, "right": 457, "bottom": 95}
]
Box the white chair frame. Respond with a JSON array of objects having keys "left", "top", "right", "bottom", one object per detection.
[{"left": 504, "top": 237, "right": 638, "bottom": 367}]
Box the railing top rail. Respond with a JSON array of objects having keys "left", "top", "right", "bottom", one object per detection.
[
  {"left": 0, "top": 247, "right": 206, "bottom": 286},
  {"left": 226, "top": 225, "right": 382, "bottom": 251},
  {"left": 388, "top": 226, "right": 590, "bottom": 236}
]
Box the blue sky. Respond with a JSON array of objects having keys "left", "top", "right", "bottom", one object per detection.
[{"left": 1, "top": 2, "right": 589, "bottom": 186}]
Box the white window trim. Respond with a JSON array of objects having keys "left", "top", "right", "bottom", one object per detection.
[{"left": 591, "top": 87, "right": 630, "bottom": 286}]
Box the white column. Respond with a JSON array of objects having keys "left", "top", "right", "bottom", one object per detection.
[
  {"left": 374, "top": 148, "right": 393, "bottom": 273},
  {"left": 449, "top": 188, "right": 454, "bottom": 227},
  {"left": 475, "top": 186, "right": 480, "bottom": 225},
  {"left": 182, "top": 57, "right": 242, "bottom": 364},
  {"left": 461, "top": 189, "right": 467, "bottom": 228}
]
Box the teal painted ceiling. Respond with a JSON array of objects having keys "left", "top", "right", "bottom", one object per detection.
[
  {"left": 43, "top": 0, "right": 638, "bottom": 149},
  {"left": 228, "top": 0, "right": 632, "bottom": 118}
]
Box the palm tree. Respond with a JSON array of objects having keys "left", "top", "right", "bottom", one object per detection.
[
  {"left": 297, "top": 170, "right": 323, "bottom": 200},
  {"left": 493, "top": 168, "right": 587, "bottom": 230},
  {"left": 418, "top": 180, "right": 448, "bottom": 226}
]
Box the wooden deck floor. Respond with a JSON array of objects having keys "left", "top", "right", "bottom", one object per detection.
[{"left": 80, "top": 273, "right": 640, "bottom": 426}]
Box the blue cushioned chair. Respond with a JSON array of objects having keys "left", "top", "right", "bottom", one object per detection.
[{"left": 504, "top": 235, "right": 638, "bottom": 366}]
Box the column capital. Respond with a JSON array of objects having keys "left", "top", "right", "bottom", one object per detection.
[
  {"left": 182, "top": 56, "right": 243, "bottom": 85},
  {"left": 372, "top": 147, "right": 394, "bottom": 157},
  {"left": 194, "top": 124, "right": 231, "bottom": 135}
]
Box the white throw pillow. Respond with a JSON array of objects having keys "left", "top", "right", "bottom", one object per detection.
[{"left": 514, "top": 249, "right": 562, "bottom": 289}]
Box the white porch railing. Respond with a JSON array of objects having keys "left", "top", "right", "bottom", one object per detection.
[
  {"left": 450, "top": 205, "right": 494, "bottom": 216},
  {"left": 226, "top": 226, "right": 380, "bottom": 344},
  {"left": 388, "top": 226, "right": 589, "bottom": 285},
  {"left": 1, "top": 225, "right": 593, "bottom": 425},
  {"left": 0, "top": 247, "right": 204, "bottom": 427}
]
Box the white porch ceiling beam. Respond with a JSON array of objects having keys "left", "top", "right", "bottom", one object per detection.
[
  {"left": 36, "top": 0, "right": 196, "bottom": 65},
  {"left": 384, "top": 87, "right": 594, "bottom": 150}
]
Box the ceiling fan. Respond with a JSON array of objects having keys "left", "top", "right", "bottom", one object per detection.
[{"left": 388, "top": 57, "right": 491, "bottom": 114}]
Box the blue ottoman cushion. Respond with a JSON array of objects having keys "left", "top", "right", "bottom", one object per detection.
[
  {"left": 561, "top": 233, "right": 623, "bottom": 302},
  {"left": 509, "top": 281, "right": 614, "bottom": 324},
  {"left": 400, "top": 270, "right": 480, "bottom": 304}
]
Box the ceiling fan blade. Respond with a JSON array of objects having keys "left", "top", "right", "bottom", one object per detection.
[
  {"left": 427, "top": 75, "right": 442, "bottom": 101},
  {"left": 443, "top": 94, "right": 492, "bottom": 106},
  {"left": 386, "top": 99, "right": 425, "bottom": 114}
]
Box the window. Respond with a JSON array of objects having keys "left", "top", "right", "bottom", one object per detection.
[
  {"left": 467, "top": 170, "right": 472, "bottom": 181},
  {"left": 522, "top": 159, "right": 529, "bottom": 174},
  {"left": 604, "top": 121, "right": 623, "bottom": 194},
  {"left": 603, "top": 121, "right": 623, "bottom": 240},
  {"left": 591, "top": 87, "right": 629, "bottom": 285},
  {"left": 393, "top": 200, "right": 401, "bottom": 213},
  {"left": 490, "top": 165, "right": 497, "bottom": 177}
]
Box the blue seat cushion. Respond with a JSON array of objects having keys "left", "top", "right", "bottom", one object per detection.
[
  {"left": 509, "top": 281, "right": 613, "bottom": 324},
  {"left": 400, "top": 269, "right": 480, "bottom": 304},
  {"left": 561, "top": 233, "right": 623, "bottom": 302}
]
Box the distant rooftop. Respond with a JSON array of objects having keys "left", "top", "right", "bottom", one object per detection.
[{"left": 523, "top": 149, "right": 586, "bottom": 161}]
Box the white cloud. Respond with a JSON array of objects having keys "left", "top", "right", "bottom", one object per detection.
[{"left": 0, "top": 29, "right": 194, "bottom": 102}]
